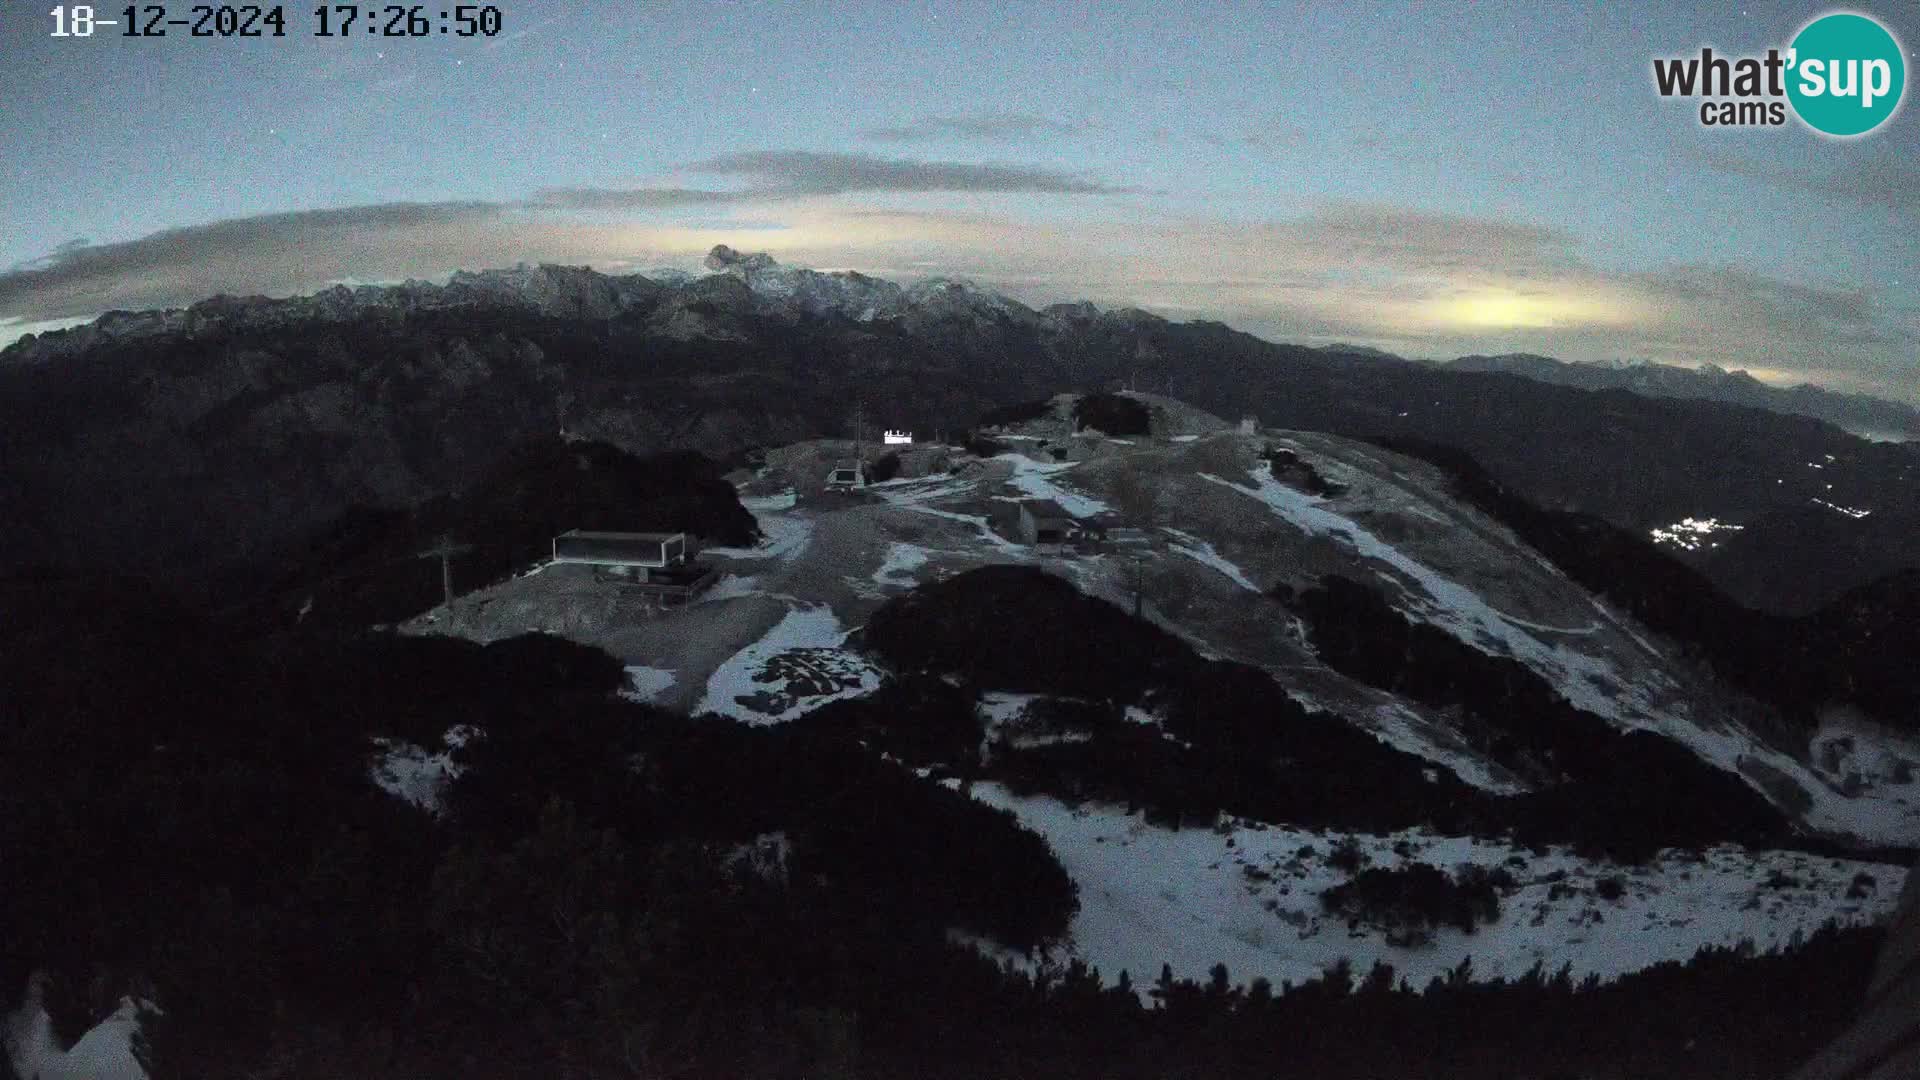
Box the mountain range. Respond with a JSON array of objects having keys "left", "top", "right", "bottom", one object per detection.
[
  {"left": 7, "top": 259, "right": 1920, "bottom": 1077},
  {"left": 1444, "top": 353, "right": 1920, "bottom": 443},
  {"left": 2, "top": 248, "right": 1916, "bottom": 621}
]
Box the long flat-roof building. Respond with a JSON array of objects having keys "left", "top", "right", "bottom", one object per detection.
[
  {"left": 549, "top": 530, "right": 716, "bottom": 606},
  {"left": 551, "top": 530, "right": 688, "bottom": 568}
]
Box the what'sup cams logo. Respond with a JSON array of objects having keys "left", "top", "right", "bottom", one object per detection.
[{"left": 1653, "top": 10, "right": 1906, "bottom": 136}]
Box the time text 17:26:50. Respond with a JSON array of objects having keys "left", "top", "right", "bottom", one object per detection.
[{"left": 48, "top": 5, "right": 503, "bottom": 38}]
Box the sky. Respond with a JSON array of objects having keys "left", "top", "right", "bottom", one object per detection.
[{"left": 1, "top": 0, "right": 1916, "bottom": 401}]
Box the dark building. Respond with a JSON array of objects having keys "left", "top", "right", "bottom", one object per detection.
[{"left": 549, "top": 530, "right": 716, "bottom": 605}]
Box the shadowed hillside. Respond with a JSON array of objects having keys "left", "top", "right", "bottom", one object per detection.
[
  {"left": 4, "top": 256, "right": 1916, "bottom": 614},
  {"left": 211, "top": 437, "right": 755, "bottom": 630}
]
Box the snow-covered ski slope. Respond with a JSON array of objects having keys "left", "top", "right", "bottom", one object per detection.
[
  {"left": 403, "top": 415, "right": 1920, "bottom": 849},
  {"left": 1193, "top": 443, "right": 1918, "bottom": 846},
  {"left": 380, "top": 411, "right": 1920, "bottom": 999},
  {"left": 965, "top": 783, "right": 1906, "bottom": 996}
]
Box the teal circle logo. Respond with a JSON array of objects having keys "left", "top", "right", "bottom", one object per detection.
[{"left": 1786, "top": 12, "right": 1906, "bottom": 136}]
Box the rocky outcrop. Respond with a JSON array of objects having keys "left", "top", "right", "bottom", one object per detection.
[
  {"left": 703, "top": 244, "right": 906, "bottom": 320},
  {"left": 0, "top": 265, "right": 661, "bottom": 368}
]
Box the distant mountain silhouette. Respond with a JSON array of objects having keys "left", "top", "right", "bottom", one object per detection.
[
  {"left": 1447, "top": 353, "right": 1920, "bottom": 442},
  {"left": 3, "top": 248, "right": 1916, "bottom": 613}
]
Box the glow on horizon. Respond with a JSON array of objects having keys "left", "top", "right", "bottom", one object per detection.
[{"left": 1420, "top": 288, "right": 1637, "bottom": 331}]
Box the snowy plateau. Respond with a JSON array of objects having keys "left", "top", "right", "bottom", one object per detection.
[{"left": 374, "top": 395, "right": 1916, "bottom": 1004}]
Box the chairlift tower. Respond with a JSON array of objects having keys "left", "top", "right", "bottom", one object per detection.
[
  {"left": 850, "top": 400, "right": 869, "bottom": 473},
  {"left": 416, "top": 534, "right": 473, "bottom": 629}
]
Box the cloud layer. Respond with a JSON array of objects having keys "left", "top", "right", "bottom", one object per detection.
[
  {"left": 1693, "top": 151, "right": 1920, "bottom": 220},
  {"left": 0, "top": 151, "right": 1119, "bottom": 322},
  {"left": 0, "top": 202, "right": 518, "bottom": 319},
  {"left": 689, "top": 149, "right": 1120, "bottom": 195},
  {"left": 1, "top": 162, "right": 1913, "bottom": 405},
  {"left": 861, "top": 113, "right": 1093, "bottom": 143}
]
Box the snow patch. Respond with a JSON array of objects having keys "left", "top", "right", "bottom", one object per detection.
[
  {"left": 902, "top": 506, "right": 1031, "bottom": 556},
  {"left": 1813, "top": 722, "right": 1917, "bottom": 788},
  {"left": 6, "top": 993, "right": 148, "bottom": 1080},
  {"left": 621, "top": 666, "right": 677, "bottom": 703},
  {"left": 978, "top": 692, "right": 1040, "bottom": 765},
  {"left": 946, "top": 928, "right": 1035, "bottom": 973},
  {"left": 1281, "top": 690, "right": 1524, "bottom": 795},
  {"left": 1590, "top": 596, "right": 1666, "bottom": 659},
  {"left": 871, "top": 542, "right": 931, "bottom": 590},
  {"left": 1000, "top": 455, "right": 1112, "bottom": 518},
  {"left": 1367, "top": 705, "right": 1526, "bottom": 794},
  {"left": 966, "top": 785, "right": 1906, "bottom": 997},
  {"left": 740, "top": 489, "right": 798, "bottom": 512},
  {"left": 1011, "top": 731, "right": 1094, "bottom": 750},
  {"left": 1203, "top": 471, "right": 1665, "bottom": 729},
  {"left": 979, "top": 692, "right": 1039, "bottom": 730},
  {"left": 369, "top": 726, "right": 473, "bottom": 814},
  {"left": 868, "top": 473, "right": 973, "bottom": 507},
  {"left": 1120, "top": 703, "right": 1193, "bottom": 749},
  {"left": 1810, "top": 709, "right": 1920, "bottom": 815},
  {"left": 696, "top": 605, "right": 882, "bottom": 724},
  {"left": 699, "top": 573, "right": 768, "bottom": 603},
  {"left": 1164, "top": 528, "right": 1260, "bottom": 592},
  {"left": 704, "top": 507, "right": 813, "bottom": 562}
]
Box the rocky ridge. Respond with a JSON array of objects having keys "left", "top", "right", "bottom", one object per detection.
[{"left": 3, "top": 248, "right": 1917, "bottom": 618}]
